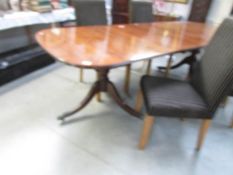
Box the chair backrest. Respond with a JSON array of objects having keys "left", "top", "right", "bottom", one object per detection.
[
  {"left": 72, "top": 0, "right": 107, "bottom": 26},
  {"left": 191, "top": 17, "right": 233, "bottom": 114},
  {"left": 129, "top": 1, "right": 154, "bottom": 23}
]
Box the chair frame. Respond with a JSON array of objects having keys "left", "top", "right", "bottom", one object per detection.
[
  {"left": 230, "top": 118, "right": 233, "bottom": 128},
  {"left": 138, "top": 115, "right": 211, "bottom": 151},
  {"left": 135, "top": 83, "right": 212, "bottom": 151},
  {"left": 134, "top": 50, "right": 211, "bottom": 151},
  {"left": 137, "top": 17, "right": 233, "bottom": 151}
]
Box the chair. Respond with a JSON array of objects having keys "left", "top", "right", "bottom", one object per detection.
[
  {"left": 72, "top": 0, "right": 107, "bottom": 84},
  {"left": 137, "top": 17, "right": 233, "bottom": 150},
  {"left": 129, "top": 1, "right": 154, "bottom": 23},
  {"left": 73, "top": 0, "right": 107, "bottom": 27},
  {"left": 123, "top": 0, "right": 154, "bottom": 95}
]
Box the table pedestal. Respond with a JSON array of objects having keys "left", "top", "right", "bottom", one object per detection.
[
  {"left": 58, "top": 68, "right": 141, "bottom": 121},
  {"left": 158, "top": 49, "right": 199, "bottom": 78}
]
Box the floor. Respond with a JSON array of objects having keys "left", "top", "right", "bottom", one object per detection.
[{"left": 0, "top": 56, "right": 233, "bottom": 175}]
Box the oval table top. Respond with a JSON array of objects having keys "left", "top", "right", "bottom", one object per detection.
[{"left": 36, "top": 22, "right": 216, "bottom": 69}]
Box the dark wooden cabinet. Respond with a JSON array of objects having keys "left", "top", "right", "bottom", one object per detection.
[
  {"left": 112, "top": 0, "right": 129, "bottom": 24},
  {"left": 113, "top": 0, "right": 212, "bottom": 24},
  {"left": 154, "top": 14, "right": 180, "bottom": 22},
  {"left": 189, "top": 0, "right": 212, "bottom": 22}
]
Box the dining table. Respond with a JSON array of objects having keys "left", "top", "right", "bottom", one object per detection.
[{"left": 35, "top": 21, "right": 216, "bottom": 121}]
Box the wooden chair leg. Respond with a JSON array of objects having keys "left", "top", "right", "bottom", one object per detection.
[
  {"left": 96, "top": 72, "right": 101, "bottom": 102},
  {"left": 165, "top": 55, "right": 173, "bottom": 77},
  {"left": 138, "top": 115, "right": 155, "bottom": 150},
  {"left": 96, "top": 93, "right": 101, "bottom": 102},
  {"left": 146, "top": 60, "right": 152, "bottom": 75},
  {"left": 221, "top": 96, "right": 228, "bottom": 107},
  {"left": 80, "top": 68, "right": 84, "bottom": 82},
  {"left": 196, "top": 119, "right": 211, "bottom": 151},
  {"left": 124, "top": 64, "right": 131, "bottom": 95},
  {"left": 135, "top": 90, "right": 143, "bottom": 112},
  {"left": 230, "top": 118, "right": 233, "bottom": 128}
]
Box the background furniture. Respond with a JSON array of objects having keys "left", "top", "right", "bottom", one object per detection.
[
  {"left": 0, "top": 7, "right": 75, "bottom": 86},
  {"left": 189, "top": 0, "right": 213, "bottom": 22},
  {"left": 112, "top": 0, "right": 181, "bottom": 24},
  {"left": 0, "top": 43, "right": 54, "bottom": 85},
  {"left": 0, "top": 25, "right": 52, "bottom": 85},
  {"left": 112, "top": 0, "right": 129, "bottom": 24},
  {"left": 72, "top": 0, "right": 107, "bottom": 26},
  {"left": 0, "top": 8, "right": 75, "bottom": 30},
  {"left": 154, "top": 13, "right": 181, "bottom": 21},
  {"left": 129, "top": 1, "right": 154, "bottom": 23},
  {"left": 164, "top": 0, "right": 188, "bottom": 3},
  {"left": 138, "top": 18, "right": 233, "bottom": 151},
  {"left": 113, "top": 0, "right": 213, "bottom": 24}
]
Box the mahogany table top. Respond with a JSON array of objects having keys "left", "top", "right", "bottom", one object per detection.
[{"left": 36, "top": 22, "right": 216, "bottom": 68}]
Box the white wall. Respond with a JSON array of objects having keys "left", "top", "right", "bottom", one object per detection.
[{"left": 207, "top": 0, "right": 233, "bottom": 25}]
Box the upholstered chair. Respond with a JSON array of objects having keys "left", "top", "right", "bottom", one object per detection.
[
  {"left": 73, "top": 0, "right": 107, "bottom": 26},
  {"left": 137, "top": 17, "right": 233, "bottom": 150},
  {"left": 129, "top": 1, "right": 154, "bottom": 23}
]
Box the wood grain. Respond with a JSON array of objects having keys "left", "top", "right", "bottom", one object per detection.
[
  {"left": 196, "top": 119, "right": 211, "bottom": 151},
  {"left": 138, "top": 115, "right": 155, "bottom": 149},
  {"left": 36, "top": 22, "right": 216, "bottom": 69}
]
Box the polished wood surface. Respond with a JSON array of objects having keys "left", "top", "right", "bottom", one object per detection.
[
  {"left": 36, "top": 22, "right": 216, "bottom": 69},
  {"left": 138, "top": 115, "right": 155, "bottom": 150},
  {"left": 196, "top": 119, "right": 211, "bottom": 151}
]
